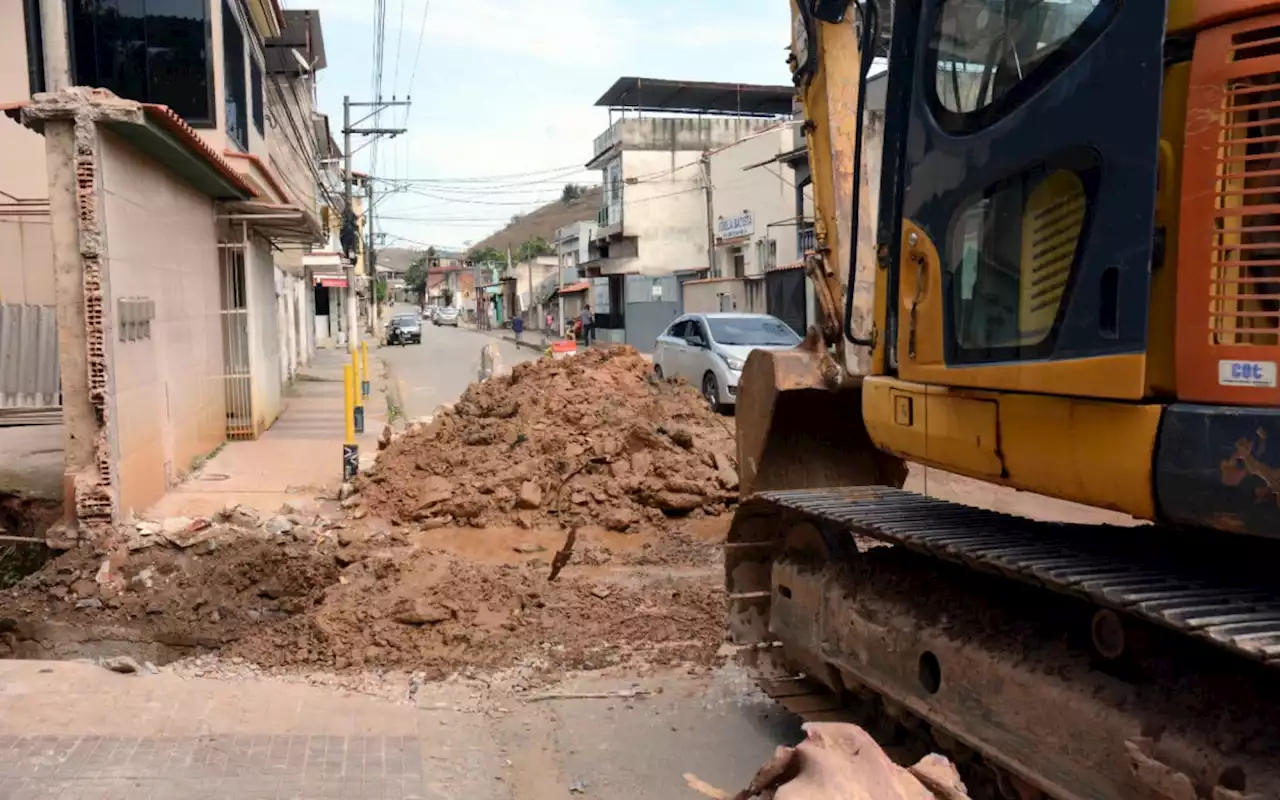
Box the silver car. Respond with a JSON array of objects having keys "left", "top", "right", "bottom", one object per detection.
[
  {"left": 434, "top": 306, "right": 460, "bottom": 327},
  {"left": 653, "top": 313, "right": 801, "bottom": 412}
]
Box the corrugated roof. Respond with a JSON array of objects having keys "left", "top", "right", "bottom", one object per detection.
[{"left": 595, "top": 77, "right": 795, "bottom": 117}]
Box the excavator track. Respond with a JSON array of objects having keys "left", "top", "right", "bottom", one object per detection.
[{"left": 726, "top": 487, "right": 1280, "bottom": 800}]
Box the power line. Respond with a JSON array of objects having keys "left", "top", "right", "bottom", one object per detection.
[
  {"left": 405, "top": 0, "right": 432, "bottom": 102},
  {"left": 373, "top": 163, "right": 590, "bottom": 184}
]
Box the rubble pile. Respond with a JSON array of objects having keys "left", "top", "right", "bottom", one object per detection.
[
  {"left": 229, "top": 549, "right": 724, "bottom": 677},
  {"left": 359, "top": 346, "right": 739, "bottom": 532},
  {"left": 0, "top": 505, "right": 342, "bottom": 657}
]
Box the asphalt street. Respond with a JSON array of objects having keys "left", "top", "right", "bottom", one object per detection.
[{"left": 380, "top": 305, "right": 538, "bottom": 420}]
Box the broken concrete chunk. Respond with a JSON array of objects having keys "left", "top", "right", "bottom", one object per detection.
[
  {"left": 416, "top": 476, "right": 455, "bottom": 509},
  {"left": 565, "top": 442, "right": 585, "bottom": 458},
  {"left": 630, "top": 450, "right": 653, "bottom": 476},
  {"left": 590, "top": 586, "right": 612, "bottom": 599},
  {"left": 393, "top": 600, "right": 454, "bottom": 626},
  {"left": 263, "top": 516, "right": 294, "bottom": 535},
  {"left": 340, "top": 493, "right": 363, "bottom": 510},
  {"left": 513, "top": 543, "right": 546, "bottom": 554},
  {"left": 339, "top": 482, "right": 358, "bottom": 501},
  {"left": 517, "top": 481, "right": 543, "bottom": 510},
  {"left": 98, "top": 655, "right": 143, "bottom": 674}
]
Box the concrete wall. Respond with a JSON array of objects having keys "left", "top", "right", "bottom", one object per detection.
[
  {"left": 709, "top": 124, "right": 801, "bottom": 278},
  {"left": 247, "top": 238, "right": 283, "bottom": 430},
  {"left": 599, "top": 149, "right": 707, "bottom": 277},
  {"left": 99, "top": 129, "right": 226, "bottom": 518},
  {"left": 0, "top": 1, "right": 54, "bottom": 306},
  {"left": 594, "top": 117, "right": 782, "bottom": 160},
  {"left": 682, "top": 277, "right": 759, "bottom": 315}
]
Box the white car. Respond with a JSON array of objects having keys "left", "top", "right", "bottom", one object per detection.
[
  {"left": 653, "top": 313, "right": 802, "bottom": 412},
  {"left": 434, "top": 306, "right": 460, "bottom": 327}
]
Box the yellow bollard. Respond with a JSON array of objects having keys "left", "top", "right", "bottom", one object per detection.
[
  {"left": 342, "top": 364, "right": 357, "bottom": 481},
  {"left": 351, "top": 348, "right": 364, "bottom": 435},
  {"left": 360, "top": 341, "right": 370, "bottom": 398}
]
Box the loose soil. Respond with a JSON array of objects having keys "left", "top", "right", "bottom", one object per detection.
[{"left": 359, "top": 345, "right": 740, "bottom": 534}]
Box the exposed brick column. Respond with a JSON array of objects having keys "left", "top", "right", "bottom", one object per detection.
[{"left": 23, "top": 89, "right": 145, "bottom": 544}]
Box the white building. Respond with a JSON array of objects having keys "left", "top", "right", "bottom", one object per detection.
[{"left": 581, "top": 78, "right": 796, "bottom": 350}]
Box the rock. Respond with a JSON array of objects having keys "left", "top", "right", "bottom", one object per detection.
[
  {"left": 513, "top": 543, "right": 546, "bottom": 554},
  {"left": 340, "top": 493, "right": 362, "bottom": 510},
  {"left": 630, "top": 450, "right": 653, "bottom": 476},
  {"left": 70, "top": 579, "right": 97, "bottom": 598},
  {"left": 393, "top": 600, "right": 454, "bottom": 626},
  {"left": 590, "top": 586, "right": 612, "bottom": 599},
  {"left": 713, "top": 451, "right": 740, "bottom": 491},
  {"left": 221, "top": 504, "right": 260, "bottom": 528},
  {"left": 99, "top": 655, "right": 143, "bottom": 674},
  {"left": 603, "top": 507, "right": 638, "bottom": 532},
  {"left": 160, "top": 518, "right": 218, "bottom": 549},
  {"left": 135, "top": 521, "right": 162, "bottom": 536},
  {"left": 337, "top": 529, "right": 367, "bottom": 547},
  {"left": 642, "top": 491, "right": 704, "bottom": 513},
  {"left": 610, "top": 461, "right": 631, "bottom": 479},
  {"left": 566, "top": 442, "right": 585, "bottom": 458},
  {"left": 417, "top": 515, "right": 453, "bottom": 530},
  {"left": 517, "top": 481, "right": 543, "bottom": 510},
  {"left": 417, "top": 476, "right": 455, "bottom": 508},
  {"left": 263, "top": 516, "right": 294, "bottom": 535},
  {"left": 48, "top": 585, "right": 68, "bottom": 600},
  {"left": 75, "top": 598, "right": 103, "bottom": 610},
  {"left": 668, "top": 427, "right": 695, "bottom": 449},
  {"left": 516, "top": 511, "right": 536, "bottom": 529},
  {"left": 378, "top": 424, "right": 394, "bottom": 450},
  {"left": 339, "top": 482, "right": 358, "bottom": 501},
  {"left": 352, "top": 508, "right": 368, "bottom": 520}
]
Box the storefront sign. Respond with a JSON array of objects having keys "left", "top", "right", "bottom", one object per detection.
[{"left": 716, "top": 211, "right": 754, "bottom": 242}]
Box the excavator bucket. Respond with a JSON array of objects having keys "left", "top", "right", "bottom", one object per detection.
[{"left": 736, "top": 331, "right": 906, "bottom": 497}]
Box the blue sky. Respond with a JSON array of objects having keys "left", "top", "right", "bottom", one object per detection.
[{"left": 284, "top": 0, "right": 792, "bottom": 252}]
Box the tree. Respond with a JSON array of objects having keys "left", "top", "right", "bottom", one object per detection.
[
  {"left": 470, "top": 246, "right": 505, "bottom": 265},
  {"left": 515, "top": 237, "right": 554, "bottom": 262},
  {"left": 405, "top": 253, "right": 429, "bottom": 309},
  {"left": 561, "top": 183, "right": 586, "bottom": 203}
]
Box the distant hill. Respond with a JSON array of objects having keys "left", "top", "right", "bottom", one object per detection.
[
  {"left": 376, "top": 247, "right": 419, "bottom": 275},
  {"left": 469, "top": 185, "right": 603, "bottom": 254}
]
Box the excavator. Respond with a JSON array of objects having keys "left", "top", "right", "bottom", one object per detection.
[{"left": 728, "top": 1, "right": 1280, "bottom": 798}]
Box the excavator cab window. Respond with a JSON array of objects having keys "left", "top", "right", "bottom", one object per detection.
[{"left": 877, "top": 0, "right": 1166, "bottom": 372}]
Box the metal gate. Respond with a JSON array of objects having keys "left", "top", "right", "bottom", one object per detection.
[
  {"left": 766, "top": 267, "right": 807, "bottom": 336},
  {"left": 219, "top": 242, "right": 254, "bottom": 439},
  {"left": 624, "top": 275, "right": 680, "bottom": 353},
  {"left": 0, "top": 303, "right": 60, "bottom": 421}
]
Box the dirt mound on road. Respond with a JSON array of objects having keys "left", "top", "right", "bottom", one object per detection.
[
  {"left": 229, "top": 548, "right": 724, "bottom": 678},
  {"left": 360, "top": 346, "right": 739, "bottom": 533}
]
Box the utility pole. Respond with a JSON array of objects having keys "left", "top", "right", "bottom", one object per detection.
[
  {"left": 557, "top": 231, "right": 566, "bottom": 338},
  {"left": 701, "top": 152, "right": 716, "bottom": 277},
  {"left": 342, "top": 94, "right": 409, "bottom": 351},
  {"left": 365, "top": 178, "right": 378, "bottom": 336}
]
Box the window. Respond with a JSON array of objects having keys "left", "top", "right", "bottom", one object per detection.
[
  {"left": 22, "top": 0, "right": 45, "bottom": 94},
  {"left": 67, "top": 0, "right": 213, "bottom": 125},
  {"left": 947, "top": 165, "right": 1091, "bottom": 358},
  {"left": 667, "top": 320, "right": 690, "bottom": 339},
  {"left": 707, "top": 317, "right": 802, "bottom": 347},
  {"left": 931, "top": 0, "right": 1111, "bottom": 127},
  {"left": 250, "top": 58, "right": 264, "bottom": 136},
  {"left": 222, "top": 0, "right": 248, "bottom": 149}
]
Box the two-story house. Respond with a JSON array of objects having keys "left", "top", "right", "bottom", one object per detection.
[
  {"left": 582, "top": 77, "right": 795, "bottom": 350},
  {"left": 2, "top": 0, "right": 330, "bottom": 531}
]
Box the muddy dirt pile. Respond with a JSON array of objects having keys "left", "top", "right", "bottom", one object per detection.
[
  {"left": 0, "top": 508, "right": 341, "bottom": 659},
  {"left": 360, "top": 346, "right": 739, "bottom": 533},
  {"left": 229, "top": 547, "right": 724, "bottom": 678}
]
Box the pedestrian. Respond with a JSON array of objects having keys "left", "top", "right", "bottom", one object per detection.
[
  {"left": 579, "top": 304, "right": 595, "bottom": 346},
  {"left": 512, "top": 315, "right": 524, "bottom": 344},
  {"left": 546, "top": 311, "right": 554, "bottom": 330}
]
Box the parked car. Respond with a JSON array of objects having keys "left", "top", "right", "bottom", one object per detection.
[
  {"left": 387, "top": 314, "right": 421, "bottom": 345},
  {"left": 653, "top": 313, "right": 801, "bottom": 412},
  {"left": 421, "top": 305, "right": 438, "bottom": 321},
  {"left": 434, "top": 306, "right": 460, "bottom": 327}
]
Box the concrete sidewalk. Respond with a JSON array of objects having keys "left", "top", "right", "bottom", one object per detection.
[{"left": 146, "top": 348, "right": 387, "bottom": 519}]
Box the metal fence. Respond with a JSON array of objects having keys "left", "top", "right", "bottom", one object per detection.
[{"left": 0, "top": 303, "right": 60, "bottom": 413}]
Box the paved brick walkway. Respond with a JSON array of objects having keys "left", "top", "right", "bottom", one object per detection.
[{"left": 0, "top": 662, "right": 449, "bottom": 799}]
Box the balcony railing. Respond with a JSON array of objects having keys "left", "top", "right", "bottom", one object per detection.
[
  {"left": 798, "top": 226, "right": 816, "bottom": 255},
  {"left": 597, "top": 205, "right": 621, "bottom": 228}
]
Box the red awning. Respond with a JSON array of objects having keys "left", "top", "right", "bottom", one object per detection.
[
  {"left": 318, "top": 277, "right": 347, "bottom": 288},
  {"left": 559, "top": 282, "right": 590, "bottom": 294}
]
